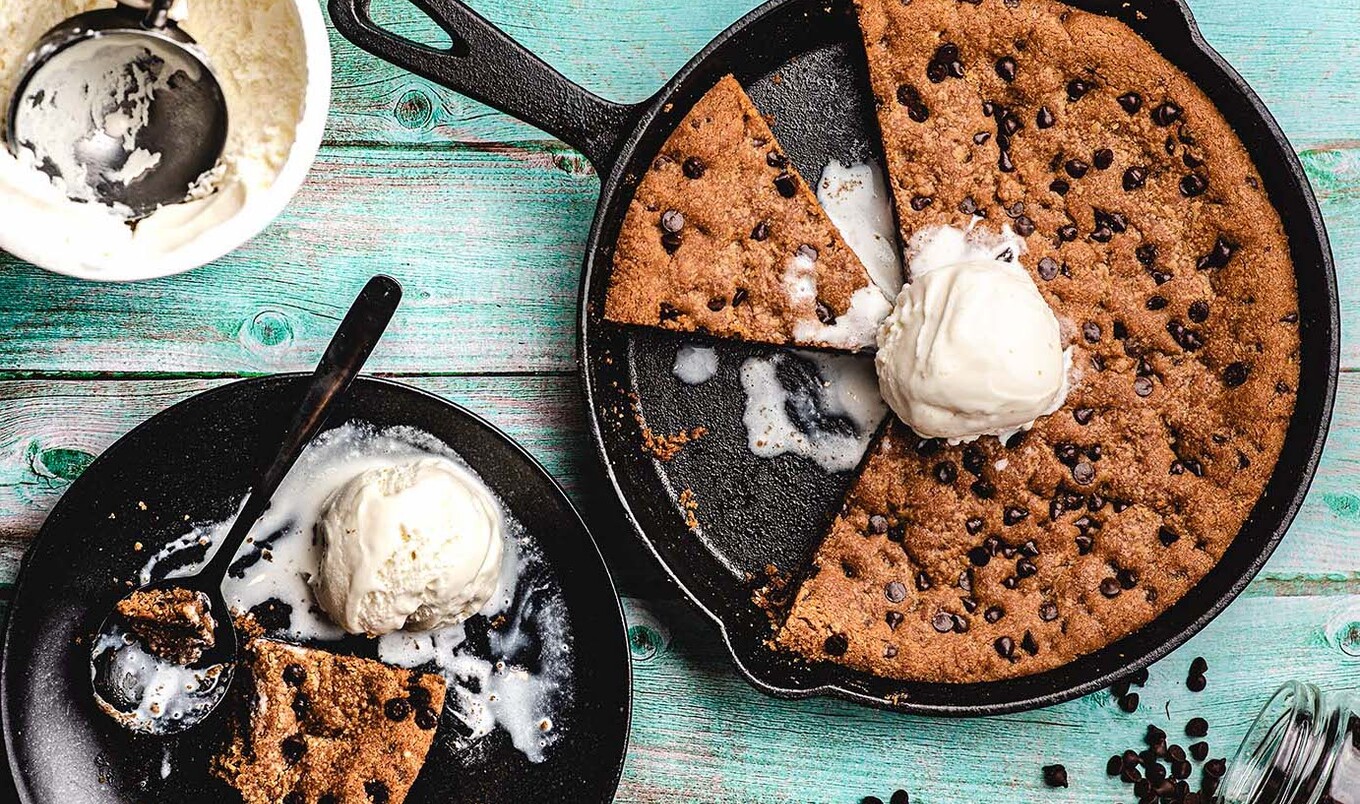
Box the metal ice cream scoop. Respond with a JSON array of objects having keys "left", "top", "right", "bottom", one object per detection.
[{"left": 4, "top": 0, "right": 229, "bottom": 219}]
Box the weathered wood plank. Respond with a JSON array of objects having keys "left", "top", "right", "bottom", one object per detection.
[
  {"left": 322, "top": 0, "right": 1360, "bottom": 150},
  {"left": 0, "top": 143, "right": 1356, "bottom": 374},
  {"left": 2, "top": 375, "right": 1360, "bottom": 591},
  {"left": 618, "top": 593, "right": 1360, "bottom": 803}
]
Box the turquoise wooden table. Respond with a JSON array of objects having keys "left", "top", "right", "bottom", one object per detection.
[{"left": 1, "top": 1, "right": 1357, "bottom": 801}]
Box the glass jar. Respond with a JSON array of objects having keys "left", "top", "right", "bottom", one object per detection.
[{"left": 1218, "top": 681, "right": 1360, "bottom": 803}]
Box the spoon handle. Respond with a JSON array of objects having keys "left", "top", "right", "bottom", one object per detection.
[
  {"left": 142, "top": 0, "right": 176, "bottom": 29},
  {"left": 200, "top": 275, "right": 403, "bottom": 584}
]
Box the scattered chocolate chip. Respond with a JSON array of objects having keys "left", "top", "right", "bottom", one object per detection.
[
  {"left": 1133, "top": 377, "right": 1155, "bottom": 398},
  {"left": 965, "top": 517, "right": 985, "bottom": 536},
  {"left": 364, "top": 781, "right": 390, "bottom": 804},
  {"left": 1118, "top": 92, "right": 1143, "bottom": 113},
  {"left": 1074, "top": 533, "right": 1094, "bottom": 554},
  {"left": 1100, "top": 577, "right": 1122, "bottom": 597},
  {"left": 995, "top": 56, "right": 1017, "bottom": 81},
  {"left": 1039, "top": 602, "right": 1060, "bottom": 622},
  {"left": 1190, "top": 741, "right": 1209, "bottom": 761},
  {"left": 1196, "top": 235, "right": 1238, "bottom": 270},
  {"left": 1074, "top": 407, "right": 1095, "bottom": 425},
  {"left": 731, "top": 287, "right": 748, "bottom": 307},
  {"left": 682, "top": 156, "right": 706, "bottom": 179},
  {"left": 931, "top": 612, "right": 955, "bottom": 633},
  {"left": 281, "top": 735, "right": 306, "bottom": 764},
  {"left": 1030, "top": 107, "right": 1055, "bottom": 130},
  {"left": 973, "top": 131, "right": 992, "bottom": 145},
  {"left": 1065, "top": 158, "right": 1090, "bottom": 178},
  {"left": 910, "top": 195, "right": 934, "bottom": 211},
  {"left": 1042, "top": 764, "right": 1069, "bottom": 788},
  {"left": 1205, "top": 758, "right": 1226, "bottom": 779},
  {"left": 823, "top": 633, "right": 849, "bottom": 656},
  {"left": 896, "top": 85, "right": 930, "bottom": 122},
  {"left": 1003, "top": 506, "right": 1030, "bottom": 526},
  {"left": 1036, "top": 256, "right": 1059, "bottom": 281},
  {"left": 1066, "top": 78, "right": 1092, "bottom": 101},
  {"left": 750, "top": 221, "right": 770, "bottom": 241},
  {"left": 1117, "top": 568, "right": 1138, "bottom": 589},
  {"left": 1014, "top": 215, "right": 1035, "bottom": 236},
  {"left": 959, "top": 197, "right": 979, "bottom": 215},
  {"left": 814, "top": 300, "right": 837, "bottom": 325},
  {"left": 765, "top": 149, "right": 788, "bottom": 169},
  {"left": 1057, "top": 222, "right": 1078, "bottom": 241},
  {"left": 884, "top": 581, "right": 907, "bottom": 604},
  {"left": 971, "top": 479, "right": 996, "bottom": 499},
  {"left": 1093, "top": 148, "right": 1114, "bottom": 170},
  {"left": 1146, "top": 295, "right": 1168, "bottom": 311},
  {"left": 890, "top": 790, "right": 909, "bottom": 804},
  {"left": 1072, "top": 461, "right": 1096, "bottom": 485},
  {"left": 291, "top": 693, "right": 311, "bottom": 719},
  {"left": 774, "top": 172, "right": 798, "bottom": 198},
  {"left": 384, "top": 698, "right": 411, "bottom": 721},
  {"left": 886, "top": 610, "right": 904, "bottom": 630},
  {"left": 1152, "top": 100, "right": 1183, "bottom": 126},
  {"left": 994, "top": 636, "right": 1015, "bottom": 659},
  {"left": 661, "top": 231, "right": 682, "bottom": 253},
  {"left": 915, "top": 571, "right": 932, "bottom": 592},
  {"left": 1082, "top": 322, "right": 1102, "bottom": 343},
  {"left": 1186, "top": 717, "right": 1209, "bottom": 737},
  {"left": 1118, "top": 692, "right": 1140, "bottom": 712},
  {"left": 967, "top": 546, "right": 992, "bottom": 567},
  {"left": 1188, "top": 300, "right": 1210, "bottom": 323},
  {"left": 283, "top": 664, "right": 306, "bottom": 687},
  {"left": 1223, "top": 362, "right": 1250, "bottom": 388},
  {"left": 415, "top": 706, "right": 439, "bottom": 730},
  {"left": 983, "top": 606, "right": 1005, "bottom": 624},
  {"left": 999, "top": 150, "right": 1016, "bottom": 173},
  {"left": 961, "top": 445, "right": 986, "bottom": 475},
  {"left": 1051, "top": 179, "right": 1072, "bottom": 197},
  {"left": 1167, "top": 320, "right": 1204, "bottom": 351},
  {"left": 927, "top": 43, "right": 965, "bottom": 83},
  {"left": 1123, "top": 165, "right": 1148, "bottom": 190},
  {"left": 1180, "top": 173, "right": 1209, "bottom": 197}
]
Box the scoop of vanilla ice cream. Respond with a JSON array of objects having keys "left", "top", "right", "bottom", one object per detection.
[
  {"left": 312, "top": 458, "right": 504, "bottom": 636},
  {"left": 875, "top": 225, "right": 1069, "bottom": 443}
]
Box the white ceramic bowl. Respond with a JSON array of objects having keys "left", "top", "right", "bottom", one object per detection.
[{"left": 0, "top": 0, "right": 332, "bottom": 282}]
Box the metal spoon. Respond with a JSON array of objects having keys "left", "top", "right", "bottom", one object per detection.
[
  {"left": 90, "top": 275, "right": 403, "bottom": 735},
  {"left": 5, "top": 0, "right": 229, "bottom": 219}
]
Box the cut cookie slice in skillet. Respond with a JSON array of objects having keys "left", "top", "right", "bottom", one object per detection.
[
  {"left": 605, "top": 74, "right": 891, "bottom": 350},
  {"left": 775, "top": 0, "right": 1299, "bottom": 682}
]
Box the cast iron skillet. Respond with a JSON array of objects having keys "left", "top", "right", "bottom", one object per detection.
[
  {"left": 1, "top": 376, "right": 630, "bottom": 802},
  {"left": 329, "top": 0, "right": 1338, "bottom": 714}
]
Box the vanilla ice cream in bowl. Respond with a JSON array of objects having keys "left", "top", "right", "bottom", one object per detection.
[{"left": 0, "top": 0, "right": 331, "bottom": 281}]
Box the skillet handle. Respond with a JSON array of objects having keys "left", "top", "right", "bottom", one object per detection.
[{"left": 329, "top": 0, "right": 640, "bottom": 173}]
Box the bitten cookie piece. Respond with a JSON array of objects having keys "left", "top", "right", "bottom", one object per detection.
[
  {"left": 605, "top": 74, "right": 889, "bottom": 350},
  {"left": 213, "top": 639, "right": 446, "bottom": 804},
  {"left": 776, "top": 0, "right": 1299, "bottom": 682}
]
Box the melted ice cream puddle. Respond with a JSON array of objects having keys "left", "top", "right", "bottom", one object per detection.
[
  {"left": 816, "top": 159, "right": 903, "bottom": 295},
  {"left": 672, "top": 344, "right": 718, "bottom": 385},
  {"left": 739, "top": 351, "right": 886, "bottom": 472},
  {"left": 137, "top": 421, "right": 573, "bottom": 763},
  {"left": 89, "top": 624, "right": 230, "bottom": 733}
]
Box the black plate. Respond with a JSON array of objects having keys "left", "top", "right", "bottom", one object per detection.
[
  {"left": 331, "top": 0, "right": 1337, "bottom": 715},
  {"left": 1, "top": 376, "right": 631, "bottom": 802}
]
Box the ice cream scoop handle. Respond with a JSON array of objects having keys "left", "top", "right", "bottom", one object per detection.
[
  {"left": 142, "top": 0, "right": 175, "bottom": 29},
  {"left": 200, "top": 275, "right": 404, "bottom": 584}
]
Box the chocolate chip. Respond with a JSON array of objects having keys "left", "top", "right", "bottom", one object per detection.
[
  {"left": 1003, "top": 507, "right": 1029, "bottom": 526},
  {"left": 284, "top": 794, "right": 303, "bottom": 804},
  {"left": 682, "top": 156, "right": 706, "bottom": 179},
  {"left": 1196, "top": 235, "right": 1237, "bottom": 270},
  {"left": 660, "top": 209, "right": 685, "bottom": 233},
  {"left": 731, "top": 287, "right": 748, "bottom": 306},
  {"left": 413, "top": 706, "right": 439, "bottom": 730},
  {"left": 823, "top": 633, "right": 849, "bottom": 656},
  {"left": 283, "top": 664, "right": 306, "bottom": 687},
  {"left": 1042, "top": 764, "right": 1068, "bottom": 788},
  {"left": 750, "top": 221, "right": 770, "bottom": 241},
  {"left": 973, "top": 131, "right": 992, "bottom": 145},
  {"left": 896, "top": 85, "right": 930, "bottom": 122},
  {"left": 1070, "top": 461, "right": 1095, "bottom": 485},
  {"left": 958, "top": 569, "right": 974, "bottom": 593},
  {"left": 1051, "top": 179, "right": 1072, "bottom": 197},
  {"left": 994, "top": 636, "right": 1015, "bottom": 660},
  {"left": 290, "top": 692, "right": 311, "bottom": 720},
  {"left": 364, "top": 781, "right": 390, "bottom": 804},
  {"left": 281, "top": 735, "right": 306, "bottom": 764},
  {"left": 1188, "top": 673, "right": 1207, "bottom": 692},
  {"left": 1152, "top": 101, "right": 1183, "bottom": 126},
  {"left": 1100, "top": 577, "right": 1122, "bottom": 597},
  {"left": 914, "top": 571, "right": 932, "bottom": 592},
  {"left": 1146, "top": 295, "right": 1168, "bottom": 311},
  {"left": 1065, "top": 158, "right": 1090, "bottom": 178},
  {"left": 890, "top": 790, "right": 909, "bottom": 804},
  {"left": 661, "top": 231, "right": 682, "bottom": 253},
  {"left": 1014, "top": 215, "right": 1035, "bottom": 236},
  {"left": 1066, "top": 78, "right": 1092, "bottom": 101},
  {"left": 1074, "top": 407, "right": 1094, "bottom": 425},
  {"left": 910, "top": 195, "right": 934, "bottom": 211},
  {"left": 1205, "top": 758, "right": 1226, "bottom": 779},
  {"left": 931, "top": 612, "right": 955, "bottom": 633},
  {"left": 814, "top": 300, "right": 837, "bottom": 325},
  {"left": 1082, "top": 322, "right": 1102, "bottom": 343},
  {"left": 1039, "top": 602, "right": 1059, "bottom": 622},
  {"left": 1034, "top": 256, "right": 1059, "bottom": 281},
  {"left": 994, "top": 56, "right": 1019, "bottom": 81},
  {"left": 1188, "top": 300, "right": 1210, "bottom": 323},
  {"left": 1015, "top": 558, "right": 1037, "bottom": 579},
  {"left": 1223, "top": 361, "right": 1250, "bottom": 387},
  {"left": 1190, "top": 741, "right": 1209, "bottom": 761},
  {"left": 1180, "top": 173, "right": 1209, "bottom": 197},
  {"left": 1118, "top": 92, "right": 1143, "bottom": 113},
  {"left": 1074, "top": 533, "right": 1094, "bottom": 554},
  {"left": 886, "top": 610, "right": 904, "bottom": 630},
  {"left": 1119, "top": 692, "right": 1140, "bottom": 712},
  {"left": 971, "top": 479, "right": 996, "bottom": 499},
  {"left": 967, "top": 546, "right": 991, "bottom": 567},
  {"left": 1123, "top": 165, "right": 1148, "bottom": 190},
  {"left": 1092, "top": 148, "right": 1114, "bottom": 170},
  {"left": 999, "top": 150, "right": 1016, "bottom": 173},
  {"left": 958, "top": 197, "right": 978, "bottom": 215},
  {"left": 1186, "top": 717, "right": 1209, "bottom": 738},
  {"left": 774, "top": 172, "right": 797, "bottom": 198},
  {"left": 1136, "top": 243, "right": 1158, "bottom": 266},
  {"left": 1167, "top": 320, "right": 1204, "bottom": 351},
  {"left": 927, "top": 43, "right": 964, "bottom": 82},
  {"left": 384, "top": 698, "right": 411, "bottom": 721},
  {"left": 704, "top": 296, "right": 726, "bottom": 312},
  {"left": 927, "top": 459, "right": 961, "bottom": 485},
  {"left": 884, "top": 581, "right": 907, "bottom": 604},
  {"left": 1117, "top": 568, "right": 1138, "bottom": 589}
]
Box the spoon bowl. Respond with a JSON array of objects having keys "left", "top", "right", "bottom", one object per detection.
[
  {"left": 4, "top": 2, "right": 229, "bottom": 218},
  {"left": 88, "top": 275, "right": 403, "bottom": 735}
]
